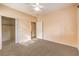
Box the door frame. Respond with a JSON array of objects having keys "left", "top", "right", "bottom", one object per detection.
[
  {"left": 0, "top": 15, "right": 18, "bottom": 49},
  {"left": 31, "top": 22, "right": 36, "bottom": 39}
]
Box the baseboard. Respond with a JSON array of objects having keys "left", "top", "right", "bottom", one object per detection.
[{"left": 42, "top": 39, "right": 77, "bottom": 49}]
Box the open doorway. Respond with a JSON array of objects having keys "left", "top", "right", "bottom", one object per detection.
[
  {"left": 31, "top": 22, "right": 36, "bottom": 39},
  {"left": 2, "top": 16, "right": 15, "bottom": 48}
]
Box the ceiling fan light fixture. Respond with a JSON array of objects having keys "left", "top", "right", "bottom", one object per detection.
[
  {"left": 32, "top": 3, "right": 43, "bottom": 11},
  {"left": 34, "top": 7, "right": 40, "bottom": 11}
]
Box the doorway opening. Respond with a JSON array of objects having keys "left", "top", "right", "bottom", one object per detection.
[
  {"left": 2, "top": 16, "right": 15, "bottom": 48},
  {"left": 31, "top": 22, "right": 36, "bottom": 39}
]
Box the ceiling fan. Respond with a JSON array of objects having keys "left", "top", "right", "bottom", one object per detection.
[{"left": 32, "top": 3, "right": 43, "bottom": 11}]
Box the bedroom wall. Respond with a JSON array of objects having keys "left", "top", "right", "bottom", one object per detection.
[
  {"left": 36, "top": 16, "right": 43, "bottom": 39},
  {"left": 40, "top": 5, "right": 77, "bottom": 47},
  {"left": 77, "top": 6, "right": 79, "bottom": 49}
]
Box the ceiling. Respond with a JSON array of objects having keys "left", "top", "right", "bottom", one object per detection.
[{"left": 2, "top": 3, "right": 73, "bottom": 17}]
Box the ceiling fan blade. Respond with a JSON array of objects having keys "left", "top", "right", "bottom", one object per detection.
[{"left": 32, "top": 3, "right": 44, "bottom": 8}]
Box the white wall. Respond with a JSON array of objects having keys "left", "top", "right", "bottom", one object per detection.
[
  {"left": 39, "top": 5, "right": 77, "bottom": 47},
  {"left": 36, "top": 16, "right": 43, "bottom": 39}
]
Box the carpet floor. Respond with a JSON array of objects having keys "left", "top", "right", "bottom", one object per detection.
[{"left": 0, "top": 39, "right": 78, "bottom": 56}]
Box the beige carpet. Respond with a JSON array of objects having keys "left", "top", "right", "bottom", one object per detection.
[{"left": 0, "top": 39, "right": 78, "bottom": 56}]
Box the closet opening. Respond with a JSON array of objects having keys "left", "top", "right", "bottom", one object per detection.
[{"left": 2, "top": 16, "right": 15, "bottom": 48}]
